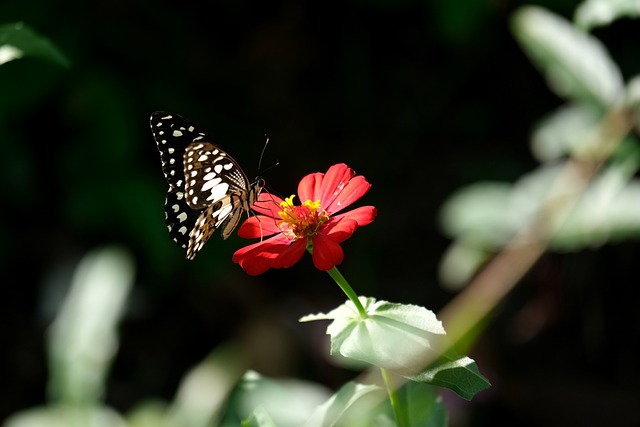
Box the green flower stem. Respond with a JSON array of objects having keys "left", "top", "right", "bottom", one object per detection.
[
  {"left": 326, "top": 266, "right": 368, "bottom": 318},
  {"left": 306, "top": 242, "right": 367, "bottom": 318},
  {"left": 381, "top": 368, "right": 407, "bottom": 427}
]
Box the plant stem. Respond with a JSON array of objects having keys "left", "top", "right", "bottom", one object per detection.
[
  {"left": 381, "top": 368, "right": 407, "bottom": 427},
  {"left": 326, "top": 266, "right": 368, "bottom": 318}
]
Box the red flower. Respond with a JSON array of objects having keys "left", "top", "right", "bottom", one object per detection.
[{"left": 232, "top": 163, "right": 377, "bottom": 275}]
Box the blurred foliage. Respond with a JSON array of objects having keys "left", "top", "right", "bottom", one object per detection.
[{"left": 3, "top": 0, "right": 640, "bottom": 426}]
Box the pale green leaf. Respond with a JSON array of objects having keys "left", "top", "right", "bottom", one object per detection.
[
  {"left": 301, "top": 298, "right": 489, "bottom": 399},
  {"left": 302, "top": 381, "right": 386, "bottom": 427},
  {"left": 438, "top": 182, "right": 513, "bottom": 246},
  {"left": 531, "top": 104, "right": 603, "bottom": 162},
  {"left": 242, "top": 406, "right": 278, "bottom": 427},
  {"left": 381, "top": 382, "right": 448, "bottom": 427},
  {"left": 0, "top": 22, "right": 69, "bottom": 67},
  {"left": 301, "top": 297, "right": 446, "bottom": 374},
  {"left": 575, "top": 0, "right": 640, "bottom": 30},
  {"left": 511, "top": 6, "right": 624, "bottom": 107},
  {"left": 438, "top": 240, "right": 490, "bottom": 290},
  {"left": 551, "top": 156, "right": 640, "bottom": 250},
  {"left": 167, "top": 345, "right": 247, "bottom": 427},
  {"left": 48, "top": 246, "right": 134, "bottom": 405},
  {"left": 221, "top": 371, "right": 331, "bottom": 427},
  {"left": 5, "top": 405, "right": 127, "bottom": 427}
]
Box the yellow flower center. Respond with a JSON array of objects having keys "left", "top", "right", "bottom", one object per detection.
[{"left": 277, "top": 195, "right": 330, "bottom": 240}]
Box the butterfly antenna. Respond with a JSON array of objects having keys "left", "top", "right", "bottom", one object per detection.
[
  {"left": 258, "top": 135, "right": 269, "bottom": 173},
  {"left": 258, "top": 134, "right": 280, "bottom": 175}
]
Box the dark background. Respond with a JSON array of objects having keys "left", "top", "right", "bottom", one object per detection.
[{"left": 2, "top": 0, "right": 640, "bottom": 425}]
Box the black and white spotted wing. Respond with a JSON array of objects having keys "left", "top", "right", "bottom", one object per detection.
[{"left": 150, "top": 111, "right": 264, "bottom": 260}]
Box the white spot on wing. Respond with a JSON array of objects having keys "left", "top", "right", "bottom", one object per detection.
[
  {"left": 206, "top": 182, "right": 230, "bottom": 202},
  {"left": 201, "top": 177, "right": 222, "bottom": 192}
]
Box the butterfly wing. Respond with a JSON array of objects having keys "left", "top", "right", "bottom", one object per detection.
[
  {"left": 150, "top": 111, "right": 260, "bottom": 259},
  {"left": 183, "top": 141, "right": 251, "bottom": 209},
  {"left": 187, "top": 193, "right": 247, "bottom": 259},
  {"left": 164, "top": 187, "right": 199, "bottom": 250}
]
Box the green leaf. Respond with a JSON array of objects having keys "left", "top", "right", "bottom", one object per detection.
[
  {"left": 381, "top": 382, "right": 448, "bottom": 427},
  {"left": 530, "top": 104, "right": 603, "bottom": 162},
  {"left": 221, "top": 371, "right": 331, "bottom": 427},
  {"left": 4, "top": 405, "right": 127, "bottom": 427},
  {"left": 625, "top": 75, "right": 640, "bottom": 133},
  {"left": 167, "top": 345, "right": 247, "bottom": 427},
  {"left": 0, "top": 22, "right": 70, "bottom": 67},
  {"left": 302, "top": 381, "right": 387, "bottom": 427},
  {"left": 301, "top": 298, "right": 490, "bottom": 399},
  {"left": 439, "top": 182, "right": 513, "bottom": 246},
  {"left": 407, "top": 355, "right": 491, "bottom": 401},
  {"left": 304, "top": 381, "right": 450, "bottom": 427},
  {"left": 242, "top": 407, "right": 278, "bottom": 427},
  {"left": 575, "top": 0, "right": 640, "bottom": 31},
  {"left": 301, "top": 297, "right": 446, "bottom": 374},
  {"left": 438, "top": 239, "right": 491, "bottom": 290},
  {"left": 126, "top": 400, "right": 173, "bottom": 427},
  {"left": 511, "top": 6, "right": 623, "bottom": 108},
  {"left": 551, "top": 152, "right": 640, "bottom": 250}
]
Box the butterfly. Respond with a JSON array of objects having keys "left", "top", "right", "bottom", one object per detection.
[{"left": 150, "top": 111, "right": 264, "bottom": 260}]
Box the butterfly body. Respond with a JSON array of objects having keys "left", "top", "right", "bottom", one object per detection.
[{"left": 150, "top": 112, "right": 263, "bottom": 259}]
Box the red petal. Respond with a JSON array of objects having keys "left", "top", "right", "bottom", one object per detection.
[
  {"left": 232, "top": 235, "right": 308, "bottom": 275},
  {"left": 237, "top": 215, "right": 280, "bottom": 238},
  {"left": 331, "top": 205, "right": 377, "bottom": 227},
  {"left": 272, "top": 238, "right": 307, "bottom": 269},
  {"left": 298, "top": 172, "right": 324, "bottom": 202},
  {"left": 252, "top": 192, "right": 284, "bottom": 217},
  {"left": 232, "top": 236, "right": 281, "bottom": 260},
  {"left": 321, "top": 217, "right": 358, "bottom": 243},
  {"left": 316, "top": 164, "right": 354, "bottom": 210},
  {"left": 232, "top": 235, "right": 290, "bottom": 275},
  {"left": 324, "top": 175, "right": 371, "bottom": 214},
  {"left": 311, "top": 234, "right": 344, "bottom": 270}
]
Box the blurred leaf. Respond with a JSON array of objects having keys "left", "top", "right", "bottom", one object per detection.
[
  {"left": 167, "top": 345, "right": 248, "bottom": 427},
  {"left": 302, "top": 381, "right": 386, "bottom": 427},
  {"left": 551, "top": 153, "right": 640, "bottom": 249},
  {"left": 531, "top": 104, "right": 603, "bottom": 162},
  {"left": 4, "top": 405, "right": 126, "bottom": 427},
  {"left": 440, "top": 165, "right": 564, "bottom": 250},
  {"left": 0, "top": 22, "right": 69, "bottom": 67},
  {"left": 380, "top": 382, "right": 448, "bottom": 427},
  {"left": 574, "top": 0, "right": 640, "bottom": 30},
  {"left": 439, "top": 182, "right": 513, "bottom": 246},
  {"left": 48, "top": 246, "right": 134, "bottom": 405},
  {"left": 126, "top": 400, "right": 173, "bottom": 427},
  {"left": 242, "top": 407, "right": 278, "bottom": 427},
  {"left": 221, "top": 371, "right": 331, "bottom": 427},
  {"left": 625, "top": 74, "right": 640, "bottom": 133},
  {"left": 438, "top": 240, "right": 490, "bottom": 290},
  {"left": 511, "top": 6, "right": 624, "bottom": 108}
]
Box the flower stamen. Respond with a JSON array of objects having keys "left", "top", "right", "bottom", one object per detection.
[{"left": 277, "top": 195, "right": 330, "bottom": 240}]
